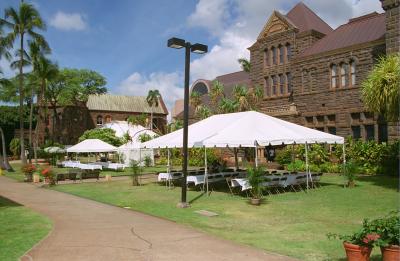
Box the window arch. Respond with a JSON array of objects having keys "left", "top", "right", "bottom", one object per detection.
[
  {"left": 279, "top": 45, "right": 284, "bottom": 64},
  {"left": 350, "top": 60, "right": 356, "bottom": 86},
  {"left": 286, "top": 43, "right": 292, "bottom": 61},
  {"left": 271, "top": 46, "right": 277, "bottom": 65},
  {"left": 330, "top": 64, "right": 338, "bottom": 88},
  {"left": 264, "top": 48, "right": 270, "bottom": 67},
  {"left": 96, "top": 115, "right": 103, "bottom": 125},
  {"left": 105, "top": 115, "right": 112, "bottom": 123}
]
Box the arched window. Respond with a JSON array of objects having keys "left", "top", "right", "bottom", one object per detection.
[
  {"left": 286, "top": 43, "right": 292, "bottom": 61},
  {"left": 350, "top": 61, "right": 356, "bottom": 86},
  {"left": 330, "top": 65, "right": 338, "bottom": 88},
  {"left": 272, "top": 75, "right": 277, "bottom": 95},
  {"left": 279, "top": 74, "right": 285, "bottom": 95},
  {"left": 271, "top": 46, "right": 277, "bottom": 65},
  {"left": 286, "top": 72, "right": 292, "bottom": 93},
  {"left": 340, "top": 63, "right": 348, "bottom": 87},
  {"left": 96, "top": 115, "right": 103, "bottom": 125},
  {"left": 264, "top": 48, "right": 270, "bottom": 67},
  {"left": 279, "top": 45, "right": 284, "bottom": 64}
]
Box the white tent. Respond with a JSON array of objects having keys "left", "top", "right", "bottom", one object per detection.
[
  {"left": 118, "top": 141, "right": 154, "bottom": 167},
  {"left": 67, "top": 139, "right": 117, "bottom": 153},
  {"left": 142, "top": 111, "right": 344, "bottom": 149},
  {"left": 142, "top": 111, "right": 345, "bottom": 193}
]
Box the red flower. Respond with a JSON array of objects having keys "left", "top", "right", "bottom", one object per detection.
[{"left": 362, "top": 233, "right": 380, "bottom": 244}]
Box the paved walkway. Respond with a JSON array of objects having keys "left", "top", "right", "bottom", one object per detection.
[{"left": 0, "top": 176, "right": 296, "bottom": 261}]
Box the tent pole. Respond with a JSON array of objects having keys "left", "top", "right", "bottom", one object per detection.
[
  {"left": 342, "top": 142, "right": 346, "bottom": 177},
  {"left": 205, "top": 147, "right": 208, "bottom": 196},
  {"left": 305, "top": 142, "right": 309, "bottom": 192},
  {"left": 255, "top": 145, "right": 258, "bottom": 167},
  {"left": 167, "top": 149, "right": 170, "bottom": 173}
]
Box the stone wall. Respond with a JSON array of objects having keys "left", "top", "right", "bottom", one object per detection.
[{"left": 381, "top": 0, "right": 400, "bottom": 54}]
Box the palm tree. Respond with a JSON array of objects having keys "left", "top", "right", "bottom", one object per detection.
[
  {"left": 168, "top": 120, "right": 183, "bottom": 133},
  {"left": 0, "top": 2, "right": 47, "bottom": 164},
  {"left": 233, "top": 85, "right": 250, "bottom": 111},
  {"left": 250, "top": 85, "right": 264, "bottom": 110},
  {"left": 146, "top": 89, "right": 161, "bottom": 130},
  {"left": 238, "top": 58, "right": 251, "bottom": 73},
  {"left": 210, "top": 80, "right": 224, "bottom": 108},
  {"left": 190, "top": 91, "right": 202, "bottom": 114},
  {"left": 361, "top": 54, "right": 400, "bottom": 122},
  {"left": 219, "top": 97, "right": 239, "bottom": 113},
  {"left": 197, "top": 106, "right": 212, "bottom": 120}
]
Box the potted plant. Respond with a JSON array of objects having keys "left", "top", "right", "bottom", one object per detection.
[
  {"left": 343, "top": 161, "right": 358, "bottom": 187},
  {"left": 41, "top": 167, "right": 55, "bottom": 185},
  {"left": 328, "top": 219, "right": 381, "bottom": 261},
  {"left": 247, "top": 166, "right": 265, "bottom": 205},
  {"left": 367, "top": 212, "right": 400, "bottom": 261},
  {"left": 21, "top": 164, "right": 36, "bottom": 182}
]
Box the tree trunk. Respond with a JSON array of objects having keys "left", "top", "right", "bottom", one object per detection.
[
  {"left": 0, "top": 126, "right": 13, "bottom": 171},
  {"left": 19, "top": 33, "right": 27, "bottom": 164},
  {"left": 28, "top": 88, "right": 34, "bottom": 163},
  {"left": 0, "top": 154, "right": 5, "bottom": 170},
  {"left": 150, "top": 107, "right": 153, "bottom": 130},
  {"left": 52, "top": 105, "right": 58, "bottom": 144}
]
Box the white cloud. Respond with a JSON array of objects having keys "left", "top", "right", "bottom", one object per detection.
[
  {"left": 50, "top": 11, "right": 87, "bottom": 31},
  {"left": 187, "top": 0, "right": 230, "bottom": 36},
  {"left": 117, "top": 72, "right": 184, "bottom": 118}
]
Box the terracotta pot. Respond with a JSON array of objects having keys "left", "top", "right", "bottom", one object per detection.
[
  {"left": 250, "top": 198, "right": 261, "bottom": 206},
  {"left": 381, "top": 245, "right": 400, "bottom": 261},
  {"left": 33, "top": 174, "right": 40, "bottom": 183},
  {"left": 343, "top": 242, "right": 372, "bottom": 261}
]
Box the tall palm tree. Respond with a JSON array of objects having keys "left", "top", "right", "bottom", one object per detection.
[
  {"left": 250, "top": 85, "right": 264, "bottom": 110},
  {"left": 361, "top": 54, "right": 400, "bottom": 122},
  {"left": 190, "top": 91, "right": 202, "bottom": 114},
  {"left": 238, "top": 58, "right": 251, "bottom": 73},
  {"left": 233, "top": 84, "right": 250, "bottom": 111},
  {"left": 146, "top": 89, "right": 161, "bottom": 130},
  {"left": 197, "top": 106, "right": 212, "bottom": 120},
  {"left": 0, "top": 2, "right": 47, "bottom": 164},
  {"left": 210, "top": 80, "right": 224, "bottom": 108}
]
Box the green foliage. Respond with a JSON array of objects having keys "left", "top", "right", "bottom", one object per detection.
[
  {"left": 127, "top": 114, "right": 147, "bottom": 127},
  {"left": 79, "top": 128, "right": 123, "bottom": 146},
  {"left": 157, "top": 148, "right": 221, "bottom": 167},
  {"left": 168, "top": 120, "right": 183, "bottom": 133},
  {"left": 343, "top": 161, "right": 358, "bottom": 186},
  {"left": 143, "top": 155, "right": 152, "bottom": 167},
  {"left": 238, "top": 58, "right": 251, "bottom": 72},
  {"left": 130, "top": 160, "right": 141, "bottom": 186},
  {"left": 247, "top": 166, "right": 265, "bottom": 199},
  {"left": 362, "top": 54, "right": 400, "bottom": 121},
  {"left": 138, "top": 133, "right": 153, "bottom": 143},
  {"left": 9, "top": 138, "right": 21, "bottom": 157},
  {"left": 365, "top": 211, "right": 400, "bottom": 247},
  {"left": 146, "top": 89, "right": 161, "bottom": 107},
  {"left": 196, "top": 106, "right": 212, "bottom": 120},
  {"left": 219, "top": 97, "right": 239, "bottom": 113},
  {"left": 287, "top": 160, "right": 306, "bottom": 172},
  {"left": 275, "top": 147, "right": 293, "bottom": 165}
]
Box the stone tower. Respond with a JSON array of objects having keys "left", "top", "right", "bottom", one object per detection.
[{"left": 381, "top": 0, "right": 400, "bottom": 54}]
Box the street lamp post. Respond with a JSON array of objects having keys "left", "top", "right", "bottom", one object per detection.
[{"left": 167, "top": 37, "right": 207, "bottom": 208}]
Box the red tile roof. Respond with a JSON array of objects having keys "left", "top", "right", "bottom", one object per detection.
[
  {"left": 300, "top": 12, "right": 386, "bottom": 57},
  {"left": 286, "top": 2, "right": 333, "bottom": 35}
]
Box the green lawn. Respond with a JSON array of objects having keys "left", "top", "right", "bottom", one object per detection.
[
  {"left": 51, "top": 174, "right": 398, "bottom": 260},
  {"left": 0, "top": 196, "right": 52, "bottom": 261}
]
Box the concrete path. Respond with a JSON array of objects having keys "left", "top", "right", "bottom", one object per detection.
[{"left": 0, "top": 176, "right": 295, "bottom": 261}]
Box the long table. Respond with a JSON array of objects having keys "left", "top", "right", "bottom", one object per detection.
[{"left": 186, "top": 171, "right": 246, "bottom": 186}]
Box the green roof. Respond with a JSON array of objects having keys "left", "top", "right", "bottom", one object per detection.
[{"left": 86, "top": 94, "right": 167, "bottom": 115}]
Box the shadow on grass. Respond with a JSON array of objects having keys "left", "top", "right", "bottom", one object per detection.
[
  {"left": 356, "top": 175, "right": 399, "bottom": 191},
  {"left": 0, "top": 196, "right": 22, "bottom": 208}
]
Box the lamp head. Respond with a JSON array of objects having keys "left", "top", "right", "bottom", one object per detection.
[
  {"left": 167, "top": 37, "right": 186, "bottom": 49},
  {"left": 191, "top": 43, "right": 208, "bottom": 54}
]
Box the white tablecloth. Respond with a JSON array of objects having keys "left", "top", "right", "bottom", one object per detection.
[
  {"left": 107, "top": 163, "right": 125, "bottom": 170},
  {"left": 78, "top": 163, "right": 102, "bottom": 170},
  {"left": 231, "top": 173, "right": 310, "bottom": 191},
  {"left": 231, "top": 178, "right": 252, "bottom": 191},
  {"left": 62, "top": 161, "right": 80, "bottom": 168},
  {"left": 158, "top": 172, "right": 183, "bottom": 182}
]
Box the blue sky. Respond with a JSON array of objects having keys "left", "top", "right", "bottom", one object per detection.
[{"left": 0, "top": 0, "right": 383, "bottom": 114}]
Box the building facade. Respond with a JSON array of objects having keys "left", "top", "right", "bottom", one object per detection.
[
  {"left": 174, "top": 1, "right": 399, "bottom": 142},
  {"left": 39, "top": 94, "right": 168, "bottom": 145}
]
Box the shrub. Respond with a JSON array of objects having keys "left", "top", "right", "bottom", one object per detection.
[
  {"left": 343, "top": 161, "right": 358, "bottom": 187},
  {"left": 79, "top": 128, "right": 123, "bottom": 146},
  {"left": 9, "top": 138, "right": 21, "bottom": 158},
  {"left": 287, "top": 160, "right": 306, "bottom": 172},
  {"left": 130, "top": 160, "right": 141, "bottom": 186},
  {"left": 144, "top": 155, "right": 152, "bottom": 167},
  {"left": 247, "top": 166, "right": 265, "bottom": 199},
  {"left": 366, "top": 211, "right": 400, "bottom": 247},
  {"left": 275, "top": 147, "right": 293, "bottom": 165}
]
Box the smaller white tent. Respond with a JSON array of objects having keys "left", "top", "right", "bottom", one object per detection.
[
  {"left": 118, "top": 142, "right": 154, "bottom": 167},
  {"left": 101, "top": 121, "right": 157, "bottom": 140},
  {"left": 67, "top": 139, "right": 117, "bottom": 153}
]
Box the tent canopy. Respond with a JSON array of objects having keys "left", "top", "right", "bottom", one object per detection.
[
  {"left": 142, "top": 111, "right": 344, "bottom": 149},
  {"left": 67, "top": 139, "right": 117, "bottom": 153}
]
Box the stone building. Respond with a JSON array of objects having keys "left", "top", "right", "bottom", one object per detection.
[
  {"left": 174, "top": 1, "right": 399, "bottom": 142},
  {"left": 40, "top": 94, "right": 168, "bottom": 145}
]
